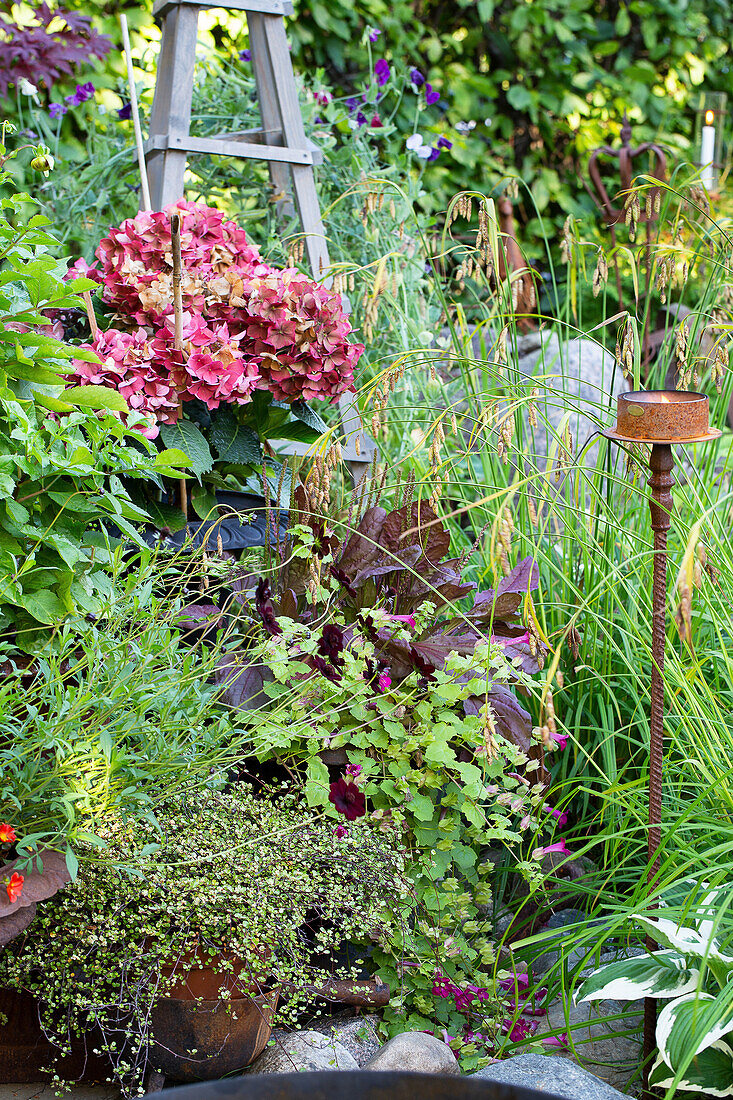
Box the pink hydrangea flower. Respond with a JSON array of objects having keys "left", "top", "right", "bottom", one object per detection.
[
  {"left": 152, "top": 313, "right": 260, "bottom": 411},
  {"left": 226, "top": 268, "right": 363, "bottom": 403},
  {"left": 67, "top": 327, "right": 178, "bottom": 437},
  {"left": 96, "top": 201, "right": 264, "bottom": 324}
]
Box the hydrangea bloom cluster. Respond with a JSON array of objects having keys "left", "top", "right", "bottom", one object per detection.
[{"left": 68, "top": 202, "right": 362, "bottom": 434}]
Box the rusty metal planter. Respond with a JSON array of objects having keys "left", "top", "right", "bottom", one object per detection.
[{"left": 150, "top": 988, "right": 278, "bottom": 1081}]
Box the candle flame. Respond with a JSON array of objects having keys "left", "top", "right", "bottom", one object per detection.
[{"left": 705, "top": 109, "right": 715, "bottom": 126}]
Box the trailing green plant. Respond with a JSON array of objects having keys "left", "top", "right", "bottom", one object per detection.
[{"left": 0, "top": 783, "right": 410, "bottom": 1096}]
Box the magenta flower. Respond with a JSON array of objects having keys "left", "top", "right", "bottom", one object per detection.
[
  {"left": 378, "top": 671, "right": 392, "bottom": 693},
  {"left": 389, "top": 614, "right": 416, "bottom": 629},
  {"left": 374, "top": 59, "right": 391, "bottom": 86},
  {"left": 424, "top": 83, "right": 440, "bottom": 105},
  {"left": 550, "top": 732, "right": 569, "bottom": 750},
  {"left": 544, "top": 803, "right": 568, "bottom": 827},
  {"left": 543, "top": 1033, "right": 569, "bottom": 1050},
  {"left": 334, "top": 824, "right": 348, "bottom": 839},
  {"left": 533, "top": 839, "right": 572, "bottom": 861},
  {"left": 329, "top": 778, "right": 366, "bottom": 821},
  {"left": 345, "top": 763, "right": 363, "bottom": 780},
  {"left": 370, "top": 113, "right": 383, "bottom": 128},
  {"left": 314, "top": 90, "right": 332, "bottom": 106}
]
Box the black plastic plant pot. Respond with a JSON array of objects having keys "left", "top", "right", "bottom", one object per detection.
[
  {"left": 162, "top": 1071, "right": 563, "bottom": 1100},
  {"left": 164, "top": 493, "right": 288, "bottom": 553}
]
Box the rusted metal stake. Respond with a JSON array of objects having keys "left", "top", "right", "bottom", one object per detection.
[{"left": 642, "top": 442, "right": 674, "bottom": 1100}]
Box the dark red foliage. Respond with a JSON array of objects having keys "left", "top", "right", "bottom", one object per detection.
[
  {"left": 329, "top": 778, "right": 366, "bottom": 821},
  {"left": 0, "top": 5, "right": 110, "bottom": 97},
  {"left": 318, "top": 623, "right": 344, "bottom": 665},
  {"left": 255, "top": 578, "right": 281, "bottom": 636}
]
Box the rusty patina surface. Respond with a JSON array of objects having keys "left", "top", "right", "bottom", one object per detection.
[{"left": 603, "top": 390, "right": 721, "bottom": 444}]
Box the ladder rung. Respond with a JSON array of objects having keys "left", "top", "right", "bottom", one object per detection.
[
  {"left": 145, "top": 134, "right": 322, "bottom": 166},
  {"left": 212, "top": 127, "right": 283, "bottom": 143},
  {"left": 154, "top": 0, "right": 294, "bottom": 16}
]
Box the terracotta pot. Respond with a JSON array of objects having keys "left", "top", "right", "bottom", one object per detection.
[
  {"left": 150, "top": 988, "right": 278, "bottom": 1080},
  {"left": 161, "top": 947, "right": 269, "bottom": 1000}
]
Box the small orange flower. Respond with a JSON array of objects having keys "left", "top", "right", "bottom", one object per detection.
[
  {"left": 0, "top": 823, "right": 16, "bottom": 844},
  {"left": 6, "top": 872, "right": 23, "bottom": 902}
]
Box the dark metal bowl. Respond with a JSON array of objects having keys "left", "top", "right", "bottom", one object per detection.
[{"left": 162, "top": 1070, "right": 564, "bottom": 1100}]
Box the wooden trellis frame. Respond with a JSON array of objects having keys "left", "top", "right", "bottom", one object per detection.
[{"left": 143, "top": 0, "right": 374, "bottom": 482}]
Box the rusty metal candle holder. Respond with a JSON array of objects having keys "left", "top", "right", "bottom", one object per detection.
[{"left": 603, "top": 391, "right": 720, "bottom": 1098}]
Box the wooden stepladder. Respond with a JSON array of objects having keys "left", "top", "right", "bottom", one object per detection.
[{"left": 144, "top": 0, "right": 373, "bottom": 483}]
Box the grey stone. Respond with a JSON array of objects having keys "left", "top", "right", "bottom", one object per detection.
[
  {"left": 246, "top": 1028, "right": 359, "bottom": 1074},
  {"left": 541, "top": 996, "right": 643, "bottom": 1094},
  {"left": 309, "top": 1014, "right": 381, "bottom": 1066},
  {"left": 513, "top": 329, "right": 625, "bottom": 468},
  {"left": 531, "top": 909, "right": 603, "bottom": 977},
  {"left": 363, "top": 1031, "right": 460, "bottom": 1076},
  {"left": 471, "top": 1052, "right": 630, "bottom": 1099}
]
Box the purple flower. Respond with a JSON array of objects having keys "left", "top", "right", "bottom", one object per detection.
[
  {"left": 374, "top": 59, "right": 391, "bottom": 86},
  {"left": 49, "top": 103, "right": 66, "bottom": 119},
  {"left": 334, "top": 824, "right": 348, "bottom": 839},
  {"left": 543, "top": 1033, "right": 570, "bottom": 1050},
  {"left": 368, "top": 27, "right": 381, "bottom": 43},
  {"left": 437, "top": 136, "right": 453, "bottom": 150},
  {"left": 65, "top": 81, "right": 95, "bottom": 107},
  {"left": 355, "top": 110, "right": 367, "bottom": 126},
  {"left": 409, "top": 67, "right": 425, "bottom": 88},
  {"left": 425, "top": 83, "right": 440, "bottom": 105},
  {"left": 239, "top": 48, "right": 251, "bottom": 61},
  {"left": 117, "top": 102, "right": 132, "bottom": 121},
  {"left": 346, "top": 96, "right": 360, "bottom": 112},
  {"left": 428, "top": 146, "right": 440, "bottom": 161}
]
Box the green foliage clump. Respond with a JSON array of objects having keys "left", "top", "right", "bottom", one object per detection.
[{"left": 1, "top": 783, "right": 409, "bottom": 1095}]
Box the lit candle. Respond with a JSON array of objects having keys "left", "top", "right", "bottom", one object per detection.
[{"left": 700, "top": 108, "right": 716, "bottom": 190}]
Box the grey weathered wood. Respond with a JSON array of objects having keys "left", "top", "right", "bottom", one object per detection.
[
  {"left": 144, "top": 133, "right": 317, "bottom": 165},
  {"left": 146, "top": 3, "right": 198, "bottom": 207},
  {"left": 154, "top": 0, "right": 293, "bottom": 16},
  {"left": 144, "top": 0, "right": 374, "bottom": 482}
]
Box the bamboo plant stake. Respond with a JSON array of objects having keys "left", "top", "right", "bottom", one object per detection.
[
  {"left": 170, "top": 213, "right": 187, "bottom": 518},
  {"left": 119, "top": 13, "right": 152, "bottom": 213}
]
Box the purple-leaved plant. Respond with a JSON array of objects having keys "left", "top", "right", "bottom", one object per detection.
[{"left": 0, "top": 4, "right": 109, "bottom": 99}]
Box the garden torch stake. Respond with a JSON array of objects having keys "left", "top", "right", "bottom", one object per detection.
[
  {"left": 643, "top": 442, "right": 674, "bottom": 1099},
  {"left": 603, "top": 390, "right": 720, "bottom": 1100}
]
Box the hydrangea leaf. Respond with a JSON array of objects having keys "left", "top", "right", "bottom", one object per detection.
[{"left": 160, "top": 420, "right": 213, "bottom": 478}]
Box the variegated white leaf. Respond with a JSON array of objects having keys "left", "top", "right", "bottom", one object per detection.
[
  {"left": 575, "top": 950, "right": 700, "bottom": 1004},
  {"left": 634, "top": 914, "right": 733, "bottom": 966},
  {"left": 657, "top": 992, "right": 733, "bottom": 1069},
  {"left": 649, "top": 1041, "right": 733, "bottom": 1096}
]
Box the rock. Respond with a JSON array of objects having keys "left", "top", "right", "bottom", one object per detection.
[
  {"left": 310, "top": 1014, "right": 381, "bottom": 1066},
  {"left": 363, "top": 1031, "right": 460, "bottom": 1076},
  {"left": 472, "top": 1053, "right": 630, "bottom": 1099},
  {"left": 513, "top": 328, "right": 625, "bottom": 468},
  {"left": 541, "top": 996, "right": 643, "bottom": 1094},
  {"left": 246, "top": 1028, "right": 359, "bottom": 1074},
  {"left": 531, "top": 908, "right": 603, "bottom": 977}
]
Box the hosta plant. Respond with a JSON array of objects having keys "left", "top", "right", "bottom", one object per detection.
[{"left": 576, "top": 880, "right": 733, "bottom": 1096}]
